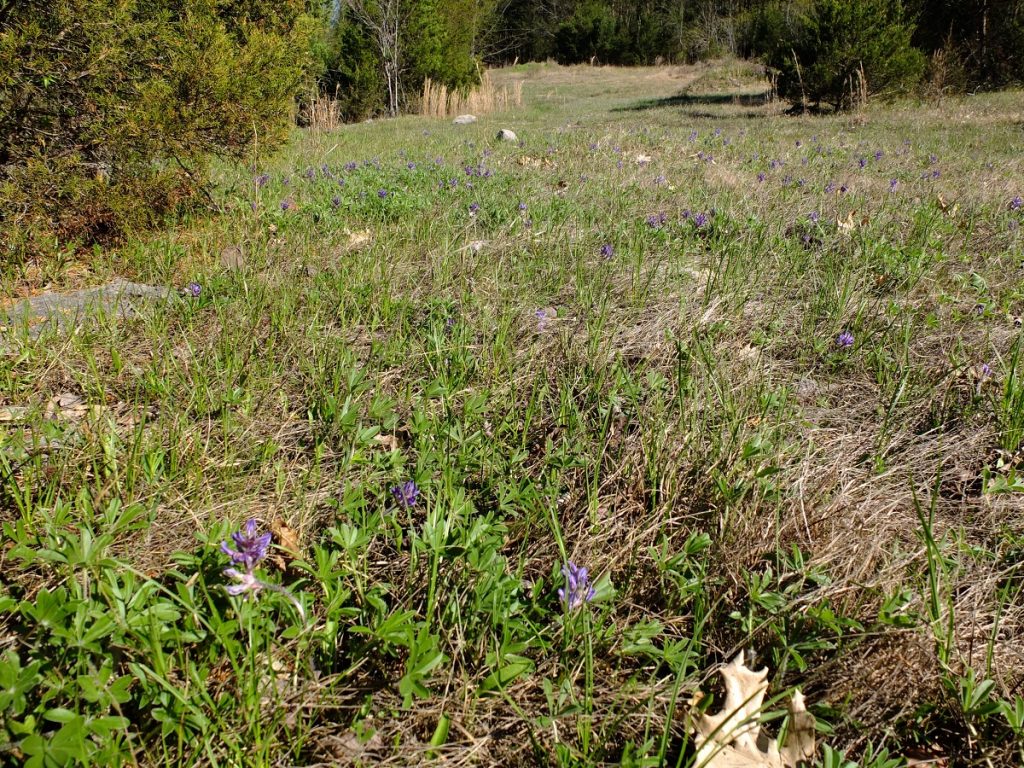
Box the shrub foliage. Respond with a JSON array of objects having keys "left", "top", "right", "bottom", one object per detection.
[
  {"left": 759, "top": 0, "right": 926, "bottom": 110},
  {"left": 0, "top": 0, "right": 314, "bottom": 259}
]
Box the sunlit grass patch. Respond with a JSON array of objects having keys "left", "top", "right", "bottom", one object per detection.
[{"left": 2, "top": 61, "right": 1024, "bottom": 767}]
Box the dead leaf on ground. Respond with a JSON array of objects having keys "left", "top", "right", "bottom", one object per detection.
[
  {"left": 689, "top": 651, "right": 815, "bottom": 768},
  {"left": 219, "top": 245, "right": 245, "bottom": 270},
  {"left": 44, "top": 393, "right": 91, "bottom": 421},
  {"left": 344, "top": 229, "right": 372, "bottom": 249},
  {"left": 837, "top": 210, "right": 857, "bottom": 235},
  {"left": 269, "top": 517, "right": 301, "bottom": 563},
  {"left": 0, "top": 406, "right": 30, "bottom": 423},
  {"left": 373, "top": 433, "right": 400, "bottom": 451}
]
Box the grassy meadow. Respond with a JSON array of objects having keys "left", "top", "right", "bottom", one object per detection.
[{"left": 3, "top": 60, "right": 1024, "bottom": 766}]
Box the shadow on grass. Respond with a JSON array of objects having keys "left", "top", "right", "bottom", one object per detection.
[{"left": 615, "top": 90, "right": 773, "bottom": 113}]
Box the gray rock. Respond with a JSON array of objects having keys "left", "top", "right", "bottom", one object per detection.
[
  {"left": 3, "top": 279, "right": 173, "bottom": 339},
  {"left": 452, "top": 114, "right": 477, "bottom": 125},
  {"left": 497, "top": 129, "right": 518, "bottom": 142}
]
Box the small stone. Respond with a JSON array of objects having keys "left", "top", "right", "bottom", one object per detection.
[
  {"left": 497, "top": 129, "right": 518, "bottom": 142},
  {"left": 796, "top": 377, "right": 819, "bottom": 400},
  {"left": 452, "top": 114, "right": 477, "bottom": 125}
]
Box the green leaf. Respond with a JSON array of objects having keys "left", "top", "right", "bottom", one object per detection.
[{"left": 477, "top": 660, "right": 533, "bottom": 694}]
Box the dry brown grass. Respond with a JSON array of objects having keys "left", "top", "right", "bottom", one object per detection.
[{"left": 420, "top": 71, "right": 524, "bottom": 118}]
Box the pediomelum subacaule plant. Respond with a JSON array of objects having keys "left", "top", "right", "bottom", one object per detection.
[
  {"left": 559, "top": 561, "right": 596, "bottom": 611},
  {"left": 391, "top": 480, "right": 420, "bottom": 510},
  {"left": 221, "top": 519, "right": 305, "bottom": 621}
]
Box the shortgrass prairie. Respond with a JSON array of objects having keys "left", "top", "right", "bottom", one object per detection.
[{"left": 3, "top": 61, "right": 1024, "bottom": 767}]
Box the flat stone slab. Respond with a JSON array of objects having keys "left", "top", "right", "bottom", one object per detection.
[{"left": 2, "top": 278, "right": 173, "bottom": 338}]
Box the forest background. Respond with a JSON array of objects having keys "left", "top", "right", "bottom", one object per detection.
[{"left": 1, "top": 0, "right": 1022, "bottom": 259}]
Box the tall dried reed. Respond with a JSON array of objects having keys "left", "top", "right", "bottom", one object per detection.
[{"left": 420, "top": 71, "right": 523, "bottom": 118}]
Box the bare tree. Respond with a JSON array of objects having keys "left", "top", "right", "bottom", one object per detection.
[{"left": 346, "top": 0, "right": 405, "bottom": 116}]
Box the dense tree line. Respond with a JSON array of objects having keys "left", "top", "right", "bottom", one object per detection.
[{"left": 482, "top": 0, "right": 1023, "bottom": 89}]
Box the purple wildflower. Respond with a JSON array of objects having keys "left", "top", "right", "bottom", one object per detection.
[
  {"left": 889, "top": 178, "right": 899, "bottom": 192},
  {"left": 221, "top": 519, "right": 272, "bottom": 572},
  {"left": 220, "top": 519, "right": 304, "bottom": 619},
  {"left": 558, "top": 562, "right": 596, "bottom": 610},
  {"left": 407, "top": 162, "right": 416, "bottom": 170},
  {"left": 809, "top": 211, "right": 820, "bottom": 223},
  {"left": 255, "top": 173, "right": 270, "bottom": 188},
  {"left": 377, "top": 188, "right": 388, "bottom": 198},
  {"left": 859, "top": 157, "right": 867, "bottom": 169},
  {"left": 757, "top": 172, "right": 766, "bottom": 183},
  {"left": 186, "top": 282, "right": 201, "bottom": 298},
  {"left": 836, "top": 331, "right": 854, "bottom": 349},
  {"left": 535, "top": 308, "right": 548, "bottom": 330},
  {"left": 825, "top": 181, "right": 837, "bottom": 194},
  {"left": 654, "top": 174, "right": 666, "bottom": 185},
  {"left": 600, "top": 243, "right": 614, "bottom": 259},
  {"left": 693, "top": 212, "right": 708, "bottom": 229},
  {"left": 874, "top": 150, "right": 884, "bottom": 161},
  {"left": 469, "top": 202, "right": 480, "bottom": 215},
  {"left": 391, "top": 481, "right": 419, "bottom": 510},
  {"left": 331, "top": 195, "right": 341, "bottom": 209},
  {"left": 280, "top": 198, "right": 294, "bottom": 211},
  {"left": 518, "top": 201, "right": 528, "bottom": 212},
  {"left": 980, "top": 363, "right": 993, "bottom": 379},
  {"left": 1010, "top": 196, "right": 1022, "bottom": 211}
]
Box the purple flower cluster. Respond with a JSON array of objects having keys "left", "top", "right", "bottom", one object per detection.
[
  {"left": 221, "top": 519, "right": 272, "bottom": 596},
  {"left": 600, "top": 243, "right": 614, "bottom": 259},
  {"left": 391, "top": 481, "right": 419, "bottom": 510},
  {"left": 646, "top": 212, "right": 668, "bottom": 228},
  {"left": 536, "top": 308, "right": 552, "bottom": 331},
  {"left": 558, "top": 562, "right": 596, "bottom": 610},
  {"left": 836, "top": 331, "right": 854, "bottom": 349}
]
